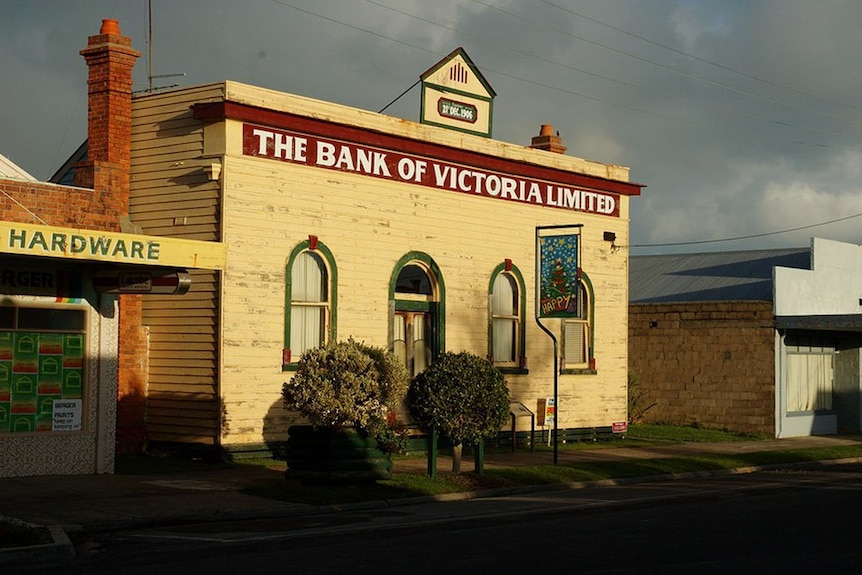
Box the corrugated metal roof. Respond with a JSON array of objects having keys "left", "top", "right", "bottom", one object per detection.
[
  {"left": 630, "top": 248, "right": 811, "bottom": 303},
  {"left": 48, "top": 140, "right": 87, "bottom": 186},
  {"left": 0, "top": 153, "right": 37, "bottom": 181}
]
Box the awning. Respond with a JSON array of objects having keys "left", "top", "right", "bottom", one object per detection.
[
  {"left": 775, "top": 315, "right": 862, "bottom": 332},
  {"left": 0, "top": 221, "right": 226, "bottom": 270}
]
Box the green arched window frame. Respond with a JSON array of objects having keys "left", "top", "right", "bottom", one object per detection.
[
  {"left": 561, "top": 270, "right": 596, "bottom": 374},
  {"left": 488, "top": 261, "right": 528, "bottom": 374},
  {"left": 388, "top": 251, "right": 446, "bottom": 360},
  {"left": 283, "top": 238, "right": 338, "bottom": 371}
]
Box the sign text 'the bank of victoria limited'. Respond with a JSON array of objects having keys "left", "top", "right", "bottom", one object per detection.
[{"left": 243, "top": 124, "right": 620, "bottom": 217}]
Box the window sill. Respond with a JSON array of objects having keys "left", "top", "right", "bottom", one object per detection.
[
  {"left": 496, "top": 367, "right": 529, "bottom": 375},
  {"left": 282, "top": 364, "right": 299, "bottom": 372},
  {"left": 561, "top": 367, "right": 597, "bottom": 375}
]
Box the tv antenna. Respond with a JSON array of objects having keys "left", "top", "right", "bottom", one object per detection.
[{"left": 147, "top": 0, "right": 185, "bottom": 92}]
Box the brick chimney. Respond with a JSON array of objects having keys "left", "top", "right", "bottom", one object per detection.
[
  {"left": 74, "top": 19, "right": 140, "bottom": 225},
  {"left": 75, "top": 20, "right": 148, "bottom": 456},
  {"left": 530, "top": 124, "right": 567, "bottom": 154}
]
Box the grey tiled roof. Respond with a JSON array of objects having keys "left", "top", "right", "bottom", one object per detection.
[{"left": 630, "top": 248, "right": 811, "bottom": 303}]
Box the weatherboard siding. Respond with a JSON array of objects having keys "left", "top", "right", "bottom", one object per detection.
[
  {"left": 130, "top": 85, "right": 224, "bottom": 445},
  {"left": 218, "top": 124, "right": 632, "bottom": 445},
  {"left": 128, "top": 81, "right": 635, "bottom": 449}
]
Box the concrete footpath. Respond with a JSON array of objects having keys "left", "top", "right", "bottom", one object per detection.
[{"left": 2, "top": 434, "right": 862, "bottom": 566}]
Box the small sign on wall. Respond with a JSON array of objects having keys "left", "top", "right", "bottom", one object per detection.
[
  {"left": 612, "top": 421, "right": 628, "bottom": 434},
  {"left": 52, "top": 399, "right": 82, "bottom": 432},
  {"left": 537, "top": 397, "right": 556, "bottom": 427}
]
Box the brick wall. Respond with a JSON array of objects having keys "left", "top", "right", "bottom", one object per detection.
[
  {"left": 0, "top": 180, "right": 120, "bottom": 228},
  {"left": 117, "top": 294, "right": 147, "bottom": 454},
  {"left": 628, "top": 301, "right": 775, "bottom": 435},
  {"left": 0, "top": 19, "right": 147, "bottom": 454}
]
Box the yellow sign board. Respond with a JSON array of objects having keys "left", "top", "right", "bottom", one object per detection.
[{"left": 0, "top": 221, "right": 226, "bottom": 270}]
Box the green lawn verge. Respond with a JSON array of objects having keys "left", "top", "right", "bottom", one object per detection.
[
  {"left": 239, "top": 443, "right": 862, "bottom": 505},
  {"left": 113, "top": 425, "right": 862, "bottom": 507},
  {"left": 622, "top": 423, "right": 767, "bottom": 443}
]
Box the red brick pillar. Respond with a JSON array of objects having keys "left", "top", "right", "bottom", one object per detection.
[
  {"left": 117, "top": 295, "right": 148, "bottom": 455},
  {"left": 78, "top": 20, "right": 148, "bottom": 454}
]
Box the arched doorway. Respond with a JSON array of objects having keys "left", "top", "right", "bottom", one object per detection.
[{"left": 389, "top": 253, "right": 445, "bottom": 379}]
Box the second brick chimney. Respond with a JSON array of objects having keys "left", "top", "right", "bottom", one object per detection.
[
  {"left": 530, "top": 124, "right": 567, "bottom": 155},
  {"left": 74, "top": 18, "right": 140, "bottom": 225}
]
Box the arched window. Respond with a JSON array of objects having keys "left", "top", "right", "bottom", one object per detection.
[
  {"left": 562, "top": 273, "right": 594, "bottom": 372},
  {"left": 489, "top": 262, "right": 526, "bottom": 371},
  {"left": 284, "top": 239, "right": 337, "bottom": 369}
]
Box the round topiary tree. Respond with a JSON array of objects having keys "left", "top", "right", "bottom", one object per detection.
[
  {"left": 407, "top": 351, "right": 510, "bottom": 473},
  {"left": 282, "top": 338, "right": 409, "bottom": 481}
]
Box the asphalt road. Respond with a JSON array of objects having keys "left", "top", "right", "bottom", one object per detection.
[{"left": 26, "top": 462, "right": 862, "bottom": 574}]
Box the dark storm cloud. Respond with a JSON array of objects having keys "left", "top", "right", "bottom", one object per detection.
[{"left": 2, "top": 0, "right": 861, "bottom": 252}]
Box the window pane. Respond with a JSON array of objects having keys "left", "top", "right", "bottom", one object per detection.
[
  {"left": 395, "top": 264, "right": 432, "bottom": 295},
  {"left": 491, "top": 273, "right": 519, "bottom": 364},
  {"left": 393, "top": 314, "right": 407, "bottom": 368},
  {"left": 492, "top": 318, "right": 516, "bottom": 362},
  {"left": 491, "top": 274, "right": 516, "bottom": 315},
  {"left": 290, "top": 306, "right": 323, "bottom": 357},
  {"left": 787, "top": 353, "right": 833, "bottom": 412},
  {"left": 292, "top": 252, "right": 326, "bottom": 302},
  {"left": 413, "top": 317, "right": 428, "bottom": 373},
  {"left": 18, "top": 308, "right": 85, "bottom": 331},
  {"left": 0, "top": 307, "right": 14, "bottom": 328},
  {"left": 564, "top": 321, "right": 587, "bottom": 365},
  {"left": 577, "top": 283, "right": 588, "bottom": 319}
]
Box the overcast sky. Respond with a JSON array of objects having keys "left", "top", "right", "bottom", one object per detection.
[{"left": 2, "top": 0, "right": 861, "bottom": 254}]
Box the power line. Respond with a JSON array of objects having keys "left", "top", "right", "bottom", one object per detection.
[
  {"left": 631, "top": 212, "right": 862, "bottom": 249},
  {"left": 256, "top": 1, "right": 859, "bottom": 253},
  {"left": 472, "top": 0, "right": 862, "bottom": 130},
  {"left": 364, "top": 0, "right": 673, "bottom": 99},
  {"left": 268, "top": 0, "right": 439, "bottom": 57},
  {"left": 538, "top": 0, "right": 862, "bottom": 116},
  {"left": 268, "top": 0, "right": 857, "bottom": 143},
  {"left": 269, "top": 0, "right": 671, "bottom": 123},
  {"left": 363, "top": 0, "right": 855, "bottom": 141},
  {"left": 358, "top": 0, "right": 850, "bottom": 141}
]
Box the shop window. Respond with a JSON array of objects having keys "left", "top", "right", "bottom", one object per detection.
[
  {"left": 786, "top": 335, "right": 834, "bottom": 413},
  {"left": 0, "top": 307, "right": 13, "bottom": 328},
  {"left": 561, "top": 274, "right": 594, "bottom": 373},
  {"left": 0, "top": 304, "right": 86, "bottom": 435},
  {"left": 18, "top": 308, "right": 86, "bottom": 331},
  {"left": 488, "top": 263, "right": 527, "bottom": 372},
  {"left": 283, "top": 239, "right": 337, "bottom": 370}
]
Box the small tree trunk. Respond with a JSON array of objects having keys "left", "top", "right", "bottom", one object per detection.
[{"left": 452, "top": 443, "right": 462, "bottom": 473}]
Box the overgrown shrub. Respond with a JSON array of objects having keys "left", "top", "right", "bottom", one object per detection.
[
  {"left": 407, "top": 351, "right": 510, "bottom": 448},
  {"left": 282, "top": 338, "right": 409, "bottom": 451}
]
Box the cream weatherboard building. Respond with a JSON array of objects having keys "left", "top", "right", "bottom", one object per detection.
[{"left": 128, "top": 57, "right": 643, "bottom": 454}]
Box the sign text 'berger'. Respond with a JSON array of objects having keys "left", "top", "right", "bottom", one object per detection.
[{"left": 243, "top": 124, "right": 619, "bottom": 217}]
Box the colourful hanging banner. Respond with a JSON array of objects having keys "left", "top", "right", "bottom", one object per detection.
[{"left": 538, "top": 233, "right": 580, "bottom": 318}]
